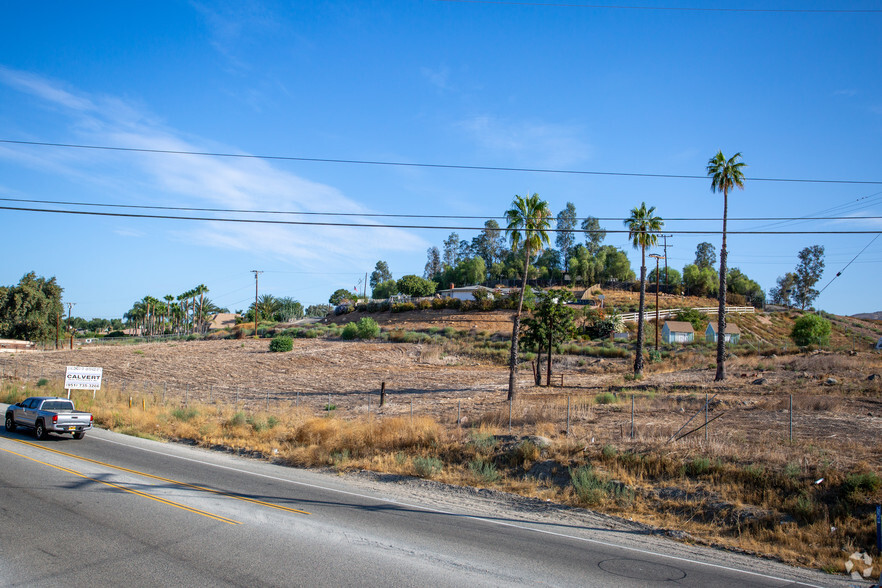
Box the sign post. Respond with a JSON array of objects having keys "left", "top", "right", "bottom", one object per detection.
[{"left": 64, "top": 366, "right": 103, "bottom": 399}]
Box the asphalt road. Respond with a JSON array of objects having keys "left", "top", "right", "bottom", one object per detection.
[{"left": 0, "top": 416, "right": 850, "bottom": 587}]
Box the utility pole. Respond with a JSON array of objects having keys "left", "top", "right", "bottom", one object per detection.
[
  {"left": 55, "top": 313, "right": 61, "bottom": 350},
  {"left": 660, "top": 235, "right": 673, "bottom": 286},
  {"left": 649, "top": 254, "right": 664, "bottom": 351},
  {"left": 251, "top": 270, "right": 263, "bottom": 337},
  {"left": 66, "top": 302, "right": 76, "bottom": 350}
]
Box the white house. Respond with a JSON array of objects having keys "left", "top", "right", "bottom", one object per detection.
[
  {"left": 661, "top": 321, "right": 694, "bottom": 344},
  {"left": 705, "top": 322, "right": 741, "bottom": 343},
  {"left": 436, "top": 285, "right": 494, "bottom": 301}
]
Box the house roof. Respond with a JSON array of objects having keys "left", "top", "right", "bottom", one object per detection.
[
  {"left": 436, "top": 285, "right": 491, "bottom": 294},
  {"left": 706, "top": 323, "right": 741, "bottom": 334},
  {"left": 663, "top": 321, "right": 694, "bottom": 333}
]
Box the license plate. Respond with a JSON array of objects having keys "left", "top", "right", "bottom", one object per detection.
[{"left": 68, "top": 426, "right": 76, "bottom": 431}]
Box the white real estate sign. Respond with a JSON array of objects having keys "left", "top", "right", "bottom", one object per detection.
[{"left": 65, "top": 366, "right": 103, "bottom": 390}]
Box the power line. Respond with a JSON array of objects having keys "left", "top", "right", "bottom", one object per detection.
[
  {"left": 2, "top": 139, "right": 881, "bottom": 185},
  {"left": 434, "top": 0, "right": 882, "bottom": 13},
  {"left": 0, "top": 196, "right": 879, "bottom": 223},
  {"left": 818, "top": 234, "right": 882, "bottom": 295},
  {"left": 2, "top": 204, "right": 881, "bottom": 235}
]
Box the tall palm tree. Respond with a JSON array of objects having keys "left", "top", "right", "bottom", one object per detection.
[
  {"left": 625, "top": 202, "right": 664, "bottom": 376},
  {"left": 505, "top": 193, "right": 552, "bottom": 401},
  {"left": 707, "top": 151, "right": 746, "bottom": 382},
  {"left": 163, "top": 295, "right": 175, "bottom": 333},
  {"left": 195, "top": 284, "right": 209, "bottom": 333}
]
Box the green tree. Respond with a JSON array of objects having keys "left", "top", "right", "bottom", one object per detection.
[
  {"left": 791, "top": 313, "right": 831, "bottom": 347},
  {"left": 442, "top": 232, "right": 461, "bottom": 269},
  {"left": 369, "top": 261, "right": 392, "bottom": 289},
  {"left": 0, "top": 272, "right": 64, "bottom": 342},
  {"left": 305, "top": 304, "right": 332, "bottom": 317},
  {"left": 329, "top": 289, "right": 356, "bottom": 306},
  {"left": 682, "top": 264, "right": 718, "bottom": 297},
  {"left": 581, "top": 216, "right": 606, "bottom": 255},
  {"left": 396, "top": 275, "right": 436, "bottom": 297},
  {"left": 625, "top": 202, "right": 664, "bottom": 376},
  {"left": 522, "top": 290, "right": 575, "bottom": 386},
  {"left": 555, "top": 202, "right": 577, "bottom": 271},
  {"left": 372, "top": 279, "right": 398, "bottom": 299},
  {"left": 275, "top": 297, "right": 304, "bottom": 322},
  {"left": 648, "top": 267, "right": 682, "bottom": 289},
  {"left": 470, "top": 220, "right": 505, "bottom": 272},
  {"left": 769, "top": 272, "right": 798, "bottom": 307},
  {"left": 726, "top": 267, "right": 765, "bottom": 307},
  {"left": 195, "top": 284, "right": 209, "bottom": 333},
  {"left": 793, "top": 245, "right": 825, "bottom": 310},
  {"left": 694, "top": 242, "right": 717, "bottom": 269},
  {"left": 505, "top": 193, "right": 552, "bottom": 400},
  {"left": 707, "top": 150, "right": 746, "bottom": 381},
  {"left": 424, "top": 246, "right": 442, "bottom": 279}
]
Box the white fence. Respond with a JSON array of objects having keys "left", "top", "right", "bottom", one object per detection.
[{"left": 617, "top": 306, "right": 755, "bottom": 324}]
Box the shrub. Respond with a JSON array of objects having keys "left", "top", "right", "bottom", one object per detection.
[
  {"left": 843, "top": 472, "right": 881, "bottom": 495},
  {"left": 355, "top": 317, "right": 380, "bottom": 339},
  {"left": 791, "top": 314, "right": 832, "bottom": 347},
  {"left": 171, "top": 407, "right": 199, "bottom": 422},
  {"left": 569, "top": 465, "right": 606, "bottom": 504},
  {"left": 594, "top": 392, "right": 617, "bottom": 405},
  {"left": 392, "top": 302, "right": 416, "bottom": 313},
  {"left": 269, "top": 336, "right": 293, "bottom": 352},
  {"left": 341, "top": 323, "right": 359, "bottom": 340},
  {"left": 36, "top": 378, "right": 49, "bottom": 387},
  {"left": 413, "top": 456, "right": 443, "bottom": 478},
  {"left": 469, "top": 459, "right": 501, "bottom": 483}
]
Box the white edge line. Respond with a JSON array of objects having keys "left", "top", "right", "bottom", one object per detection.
[{"left": 93, "top": 435, "right": 831, "bottom": 588}]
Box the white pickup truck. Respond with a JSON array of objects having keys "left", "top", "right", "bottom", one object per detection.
[{"left": 5, "top": 396, "right": 94, "bottom": 440}]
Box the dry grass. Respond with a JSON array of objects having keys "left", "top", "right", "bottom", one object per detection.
[{"left": 2, "top": 322, "right": 882, "bottom": 579}]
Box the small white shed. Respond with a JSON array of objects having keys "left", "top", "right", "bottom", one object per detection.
[
  {"left": 706, "top": 322, "right": 741, "bottom": 343},
  {"left": 661, "top": 321, "right": 694, "bottom": 344}
]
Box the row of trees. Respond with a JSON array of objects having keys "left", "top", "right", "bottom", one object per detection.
[
  {"left": 242, "top": 295, "right": 331, "bottom": 322},
  {"left": 123, "top": 285, "right": 222, "bottom": 336},
  {"left": 769, "top": 245, "right": 826, "bottom": 310}
]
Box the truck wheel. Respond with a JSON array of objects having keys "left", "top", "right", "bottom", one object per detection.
[
  {"left": 4, "top": 413, "right": 15, "bottom": 432},
  {"left": 34, "top": 421, "right": 46, "bottom": 440},
  {"left": 73, "top": 431, "right": 85, "bottom": 440}
]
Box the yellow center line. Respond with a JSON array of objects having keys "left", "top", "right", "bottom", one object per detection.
[
  {"left": 9, "top": 438, "right": 310, "bottom": 516},
  {"left": 0, "top": 446, "right": 241, "bottom": 525}
]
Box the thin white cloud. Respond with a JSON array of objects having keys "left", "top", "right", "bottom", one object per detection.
[
  {"left": 833, "top": 89, "right": 857, "bottom": 97},
  {"left": 421, "top": 66, "right": 452, "bottom": 91},
  {"left": 0, "top": 67, "right": 427, "bottom": 266},
  {"left": 457, "top": 115, "right": 592, "bottom": 168}
]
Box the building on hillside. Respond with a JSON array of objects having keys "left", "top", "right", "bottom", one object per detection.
[
  {"left": 661, "top": 321, "right": 694, "bottom": 344},
  {"left": 0, "top": 339, "right": 35, "bottom": 352},
  {"left": 436, "top": 285, "right": 517, "bottom": 301},
  {"left": 208, "top": 313, "right": 240, "bottom": 330},
  {"left": 705, "top": 322, "right": 741, "bottom": 344}
]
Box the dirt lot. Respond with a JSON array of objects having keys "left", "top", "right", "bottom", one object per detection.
[{"left": 3, "top": 337, "right": 881, "bottom": 470}]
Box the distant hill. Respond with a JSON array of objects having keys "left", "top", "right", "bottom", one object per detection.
[{"left": 851, "top": 311, "right": 882, "bottom": 320}]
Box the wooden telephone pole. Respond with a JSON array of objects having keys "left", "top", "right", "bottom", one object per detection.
[
  {"left": 251, "top": 270, "right": 263, "bottom": 337},
  {"left": 66, "top": 302, "right": 76, "bottom": 350}
]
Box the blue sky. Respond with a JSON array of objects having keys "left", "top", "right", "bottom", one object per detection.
[{"left": 1, "top": 1, "right": 880, "bottom": 319}]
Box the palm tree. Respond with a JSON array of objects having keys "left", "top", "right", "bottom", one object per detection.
[
  {"left": 195, "top": 284, "right": 209, "bottom": 333},
  {"left": 505, "top": 193, "right": 552, "bottom": 401},
  {"left": 625, "top": 202, "right": 664, "bottom": 376},
  {"left": 163, "top": 295, "right": 175, "bottom": 333},
  {"left": 707, "top": 151, "right": 746, "bottom": 382}
]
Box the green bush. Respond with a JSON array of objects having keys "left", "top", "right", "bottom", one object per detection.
[
  {"left": 171, "top": 407, "right": 199, "bottom": 422},
  {"left": 269, "top": 335, "right": 293, "bottom": 352},
  {"left": 594, "top": 392, "right": 617, "bottom": 405},
  {"left": 341, "top": 323, "right": 359, "bottom": 340},
  {"left": 413, "top": 456, "right": 443, "bottom": 478},
  {"left": 469, "top": 459, "right": 501, "bottom": 483},
  {"left": 569, "top": 465, "right": 606, "bottom": 504},
  {"left": 791, "top": 314, "right": 832, "bottom": 347},
  {"left": 355, "top": 317, "right": 380, "bottom": 339}
]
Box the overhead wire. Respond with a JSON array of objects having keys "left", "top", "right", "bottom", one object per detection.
[
  {"left": 2, "top": 139, "right": 881, "bottom": 185},
  {"left": 0, "top": 196, "right": 880, "bottom": 224},
  {"left": 2, "top": 204, "right": 881, "bottom": 235}
]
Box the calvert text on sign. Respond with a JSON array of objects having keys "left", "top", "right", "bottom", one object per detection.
[{"left": 64, "top": 366, "right": 103, "bottom": 390}]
